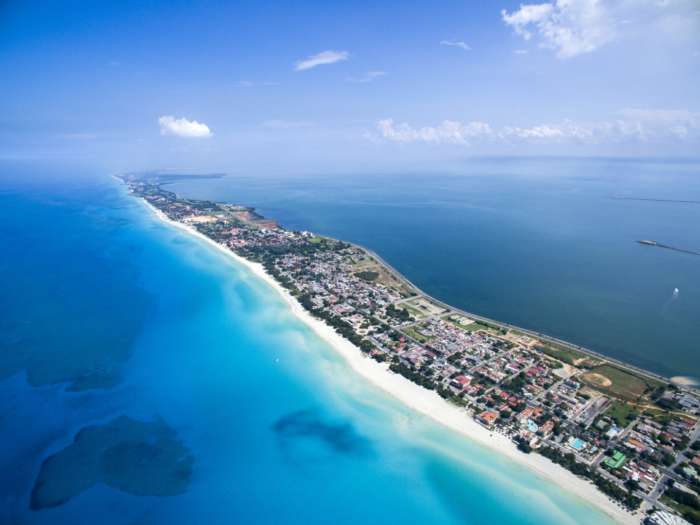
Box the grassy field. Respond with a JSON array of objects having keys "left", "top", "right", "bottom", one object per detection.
[
  {"left": 402, "top": 326, "right": 432, "bottom": 343},
  {"left": 582, "top": 364, "right": 663, "bottom": 401},
  {"left": 606, "top": 400, "right": 639, "bottom": 427},
  {"left": 352, "top": 256, "right": 414, "bottom": 298},
  {"left": 403, "top": 303, "right": 426, "bottom": 319},
  {"left": 449, "top": 320, "right": 492, "bottom": 333},
  {"left": 355, "top": 270, "right": 379, "bottom": 282},
  {"left": 537, "top": 343, "right": 589, "bottom": 366},
  {"left": 404, "top": 297, "right": 447, "bottom": 317}
]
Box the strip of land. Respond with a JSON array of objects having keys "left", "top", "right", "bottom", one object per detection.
[{"left": 120, "top": 173, "right": 700, "bottom": 525}]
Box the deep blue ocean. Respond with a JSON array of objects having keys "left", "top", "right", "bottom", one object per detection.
[
  {"left": 1, "top": 158, "right": 697, "bottom": 525},
  {"left": 169, "top": 157, "right": 700, "bottom": 382}
]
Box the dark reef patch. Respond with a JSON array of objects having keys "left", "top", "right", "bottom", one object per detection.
[
  {"left": 30, "top": 416, "right": 194, "bottom": 510},
  {"left": 272, "top": 409, "right": 372, "bottom": 458}
]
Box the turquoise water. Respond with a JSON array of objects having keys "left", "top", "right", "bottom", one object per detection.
[
  {"left": 0, "top": 163, "right": 616, "bottom": 524},
  {"left": 168, "top": 158, "right": 700, "bottom": 381}
]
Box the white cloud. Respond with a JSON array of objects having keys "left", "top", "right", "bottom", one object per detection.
[
  {"left": 371, "top": 109, "right": 700, "bottom": 145},
  {"left": 158, "top": 116, "right": 212, "bottom": 138},
  {"left": 346, "top": 71, "right": 386, "bottom": 83},
  {"left": 501, "top": 0, "right": 700, "bottom": 59},
  {"left": 440, "top": 40, "right": 471, "bottom": 51},
  {"left": 501, "top": 0, "right": 614, "bottom": 59},
  {"left": 294, "top": 50, "right": 349, "bottom": 71}
]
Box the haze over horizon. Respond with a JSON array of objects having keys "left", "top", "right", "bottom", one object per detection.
[{"left": 2, "top": 0, "right": 699, "bottom": 174}]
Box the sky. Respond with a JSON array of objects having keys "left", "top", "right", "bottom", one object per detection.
[{"left": 1, "top": 0, "right": 699, "bottom": 174}]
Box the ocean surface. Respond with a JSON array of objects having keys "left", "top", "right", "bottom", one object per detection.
[
  {"left": 167, "top": 158, "right": 700, "bottom": 382},
  {"left": 0, "top": 161, "right": 619, "bottom": 524}
]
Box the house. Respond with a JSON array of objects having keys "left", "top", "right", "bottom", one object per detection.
[
  {"left": 604, "top": 451, "right": 627, "bottom": 469},
  {"left": 450, "top": 375, "right": 471, "bottom": 390},
  {"left": 624, "top": 437, "right": 647, "bottom": 453},
  {"left": 479, "top": 411, "right": 499, "bottom": 427}
]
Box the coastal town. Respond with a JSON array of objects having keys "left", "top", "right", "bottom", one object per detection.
[{"left": 122, "top": 173, "right": 700, "bottom": 525}]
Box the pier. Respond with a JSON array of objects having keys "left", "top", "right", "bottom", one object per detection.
[{"left": 636, "top": 240, "right": 700, "bottom": 256}]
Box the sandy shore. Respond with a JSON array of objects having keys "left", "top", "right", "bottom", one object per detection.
[{"left": 140, "top": 197, "right": 638, "bottom": 525}]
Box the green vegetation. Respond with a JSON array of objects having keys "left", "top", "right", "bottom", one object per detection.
[
  {"left": 663, "top": 487, "right": 700, "bottom": 525},
  {"left": 643, "top": 406, "right": 676, "bottom": 425},
  {"left": 606, "top": 401, "right": 639, "bottom": 427},
  {"left": 446, "top": 318, "right": 493, "bottom": 333},
  {"left": 385, "top": 304, "right": 412, "bottom": 322},
  {"left": 536, "top": 344, "right": 587, "bottom": 366},
  {"left": 502, "top": 372, "right": 526, "bottom": 394},
  {"left": 355, "top": 270, "right": 379, "bottom": 282},
  {"left": 402, "top": 303, "right": 425, "bottom": 318},
  {"left": 402, "top": 326, "right": 431, "bottom": 343},
  {"left": 582, "top": 364, "right": 663, "bottom": 401},
  {"left": 389, "top": 361, "right": 435, "bottom": 390},
  {"left": 656, "top": 396, "right": 683, "bottom": 411}
]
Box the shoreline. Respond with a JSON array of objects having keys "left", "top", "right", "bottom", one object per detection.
[{"left": 139, "top": 197, "right": 638, "bottom": 525}]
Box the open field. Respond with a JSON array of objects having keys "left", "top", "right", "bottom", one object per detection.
[
  {"left": 641, "top": 406, "right": 676, "bottom": 425},
  {"left": 402, "top": 326, "right": 433, "bottom": 343},
  {"left": 352, "top": 254, "right": 414, "bottom": 298},
  {"left": 605, "top": 400, "right": 639, "bottom": 427},
  {"left": 403, "top": 297, "right": 448, "bottom": 318},
  {"left": 354, "top": 270, "right": 379, "bottom": 282},
  {"left": 581, "top": 364, "right": 664, "bottom": 401},
  {"left": 537, "top": 343, "right": 596, "bottom": 367},
  {"left": 445, "top": 314, "right": 475, "bottom": 327},
  {"left": 445, "top": 316, "right": 495, "bottom": 334}
]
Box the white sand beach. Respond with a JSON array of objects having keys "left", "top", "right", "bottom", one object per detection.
[{"left": 141, "top": 198, "right": 638, "bottom": 525}]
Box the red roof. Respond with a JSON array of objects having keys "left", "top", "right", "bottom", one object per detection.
[{"left": 480, "top": 411, "right": 498, "bottom": 423}]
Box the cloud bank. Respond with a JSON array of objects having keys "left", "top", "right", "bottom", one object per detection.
[
  {"left": 294, "top": 50, "right": 349, "bottom": 71},
  {"left": 372, "top": 109, "right": 700, "bottom": 145},
  {"left": 376, "top": 119, "right": 493, "bottom": 144},
  {"left": 158, "top": 116, "right": 212, "bottom": 138}
]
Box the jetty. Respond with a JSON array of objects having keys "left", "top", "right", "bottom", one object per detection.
[{"left": 637, "top": 240, "right": 700, "bottom": 256}]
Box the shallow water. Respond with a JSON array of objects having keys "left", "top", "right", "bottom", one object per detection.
[{"left": 0, "top": 163, "right": 617, "bottom": 524}]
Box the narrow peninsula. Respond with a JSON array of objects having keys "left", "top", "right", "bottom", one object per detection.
[{"left": 120, "top": 173, "right": 700, "bottom": 525}]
